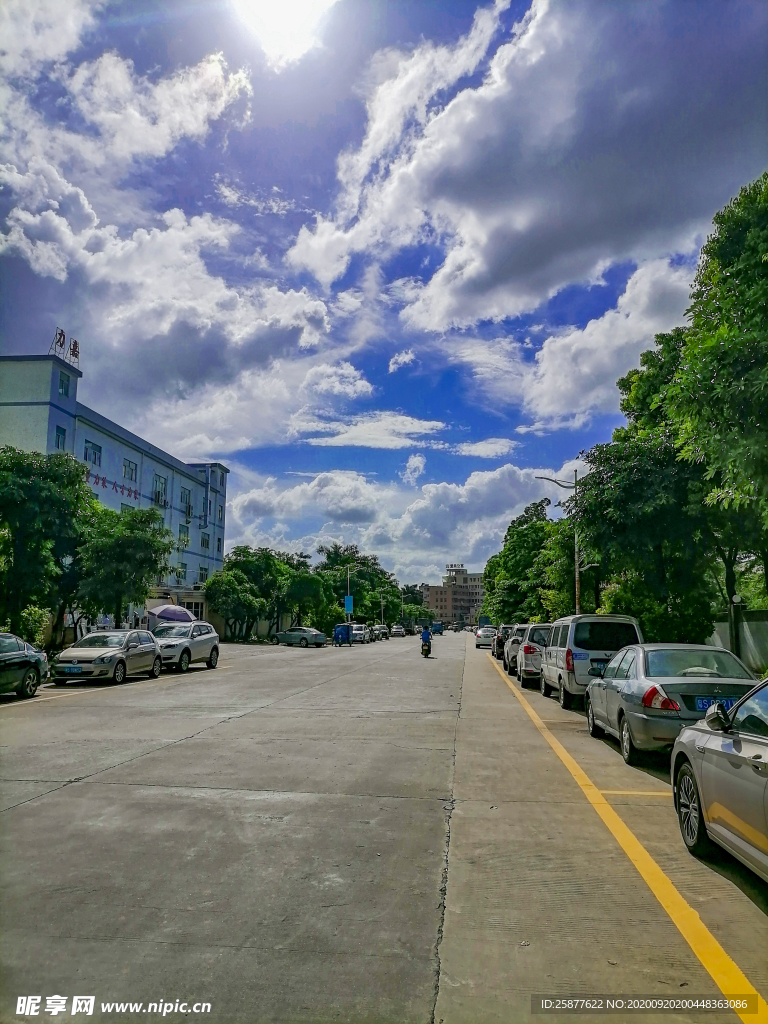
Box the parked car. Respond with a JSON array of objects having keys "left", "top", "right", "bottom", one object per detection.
[
  {"left": 671, "top": 678, "right": 768, "bottom": 884},
  {"left": 541, "top": 614, "right": 643, "bottom": 709},
  {"left": 153, "top": 620, "right": 221, "bottom": 668},
  {"left": 391, "top": 624, "right": 406, "bottom": 637},
  {"left": 273, "top": 626, "right": 326, "bottom": 649},
  {"left": 512, "top": 623, "right": 552, "bottom": 687},
  {"left": 351, "top": 624, "right": 372, "bottom": 644},
  {"left": 502, "top": 623, "right": 527, "bottom": 671},
  {"left": 586, "top": 644, "right": 756, "bottom": 765},
  {"left": 0, "top": 633, "right": 48, "bottom": 698},
  {"left": 374, "top": 625, "right": 390, "bottom": 640},
  {"left": 475, "top": 626, "right": 496, "bottom": 649},
  {"left": 54, "top": 629, "right": 161, "bottom": 684},
  {"left": 492, "top": 624, "right": 514, "bottom": 659},
  {"left": 432, "top": 622, "right": 444, "bottom": 635}
]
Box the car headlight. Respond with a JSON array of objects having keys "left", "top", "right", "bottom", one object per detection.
[
  {"left": 93, "top": 655, "right": 115, "bottom": 665},
  {"left": 161, "top": 642, "right": 180, "bottom": 649}
]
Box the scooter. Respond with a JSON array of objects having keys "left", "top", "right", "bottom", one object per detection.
[{"left": 421, "top": 640, "right": 431, "bottom": 658}]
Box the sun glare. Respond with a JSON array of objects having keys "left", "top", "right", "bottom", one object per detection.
[{"left": 231, "top": 0, "right": 339, "bottom": 69}]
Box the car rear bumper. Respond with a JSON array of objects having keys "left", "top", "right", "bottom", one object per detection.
[{"left": 626, "top": 709, "right": 683, "bottom": 750}]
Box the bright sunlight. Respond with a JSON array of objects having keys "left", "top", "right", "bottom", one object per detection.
[{"left": 231, "top": 0, "right": 339, "bottom": 69}]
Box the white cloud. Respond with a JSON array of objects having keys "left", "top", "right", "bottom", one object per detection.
[
  {"left": 225, "top": 456, "right": 585, "bottom": 583},
  {"left": 301, "top": 362, "right": 373, "bottom": 398},
  {"left": 454, "top": 438, "right": 519, "bottom": 458},
  {"left": 288, "top": 0, "right": 767, "bottom": 328},
  {"left": 295, "top": 410, "right": 446, "bottom": 449},
  {"left": 401, "top": 453, "right": 426, "bottom": 485},
  {"left": 388, "top": 348, "right": 415, "bottom": 373},
  {"left": 449, "top": 258, "right": 691, "bottom": 432}
]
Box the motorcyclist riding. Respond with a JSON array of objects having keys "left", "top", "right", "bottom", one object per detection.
[{"left": 421, "top": 625, "right": 432, "bottom": 657}]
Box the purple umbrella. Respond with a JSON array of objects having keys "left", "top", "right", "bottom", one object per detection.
[{"left": 150, "top": 604, "right": 196, "bottom": 622}]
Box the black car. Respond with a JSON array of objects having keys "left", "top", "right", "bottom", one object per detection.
[{"left": 0, "top": 633, "right": 49, "bottom": 699}]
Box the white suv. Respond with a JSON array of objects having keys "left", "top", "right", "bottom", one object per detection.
[
  {"left": 152, "top": 620, "right": 220, "bottom": 672},
  {"left": 541, "top": 614, "right": 643, "bottom": 709}
]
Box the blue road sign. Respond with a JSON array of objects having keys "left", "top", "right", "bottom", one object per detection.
[{"left": 344, "top": 595, "right": 353, "bottom": 614}]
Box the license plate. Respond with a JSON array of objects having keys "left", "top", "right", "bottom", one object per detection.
[
  {"left": 696, "top": 696, "right": 737, "bottom": 712},
  {"left": 63, "top": 665, "right": 82, "bottom": 674}
]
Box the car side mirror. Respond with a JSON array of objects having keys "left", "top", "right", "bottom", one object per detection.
[
  {"left": 588, "top": 665, "right": 604, "bottom": 677},
  {"left": 705, "top": 702, "right": 730, "bottom": 732},
  {"left": 127, "top": 642, "right": 139, "bottom": 650}
]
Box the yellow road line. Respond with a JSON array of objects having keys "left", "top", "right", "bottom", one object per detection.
[{"left": 486, "top": 654, "right": 767, "bottom": 1024}]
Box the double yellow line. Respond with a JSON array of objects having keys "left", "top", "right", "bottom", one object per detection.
[{"left": 487, "top": 654, "right": 767, "bottom": 1024}]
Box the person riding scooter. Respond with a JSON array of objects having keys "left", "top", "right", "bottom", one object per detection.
[{"left": 421, "top": 625, "right": 432, "bottom": 658}]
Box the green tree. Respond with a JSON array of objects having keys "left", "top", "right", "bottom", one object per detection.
[
  {"left": 205, "top": 569, "right": 264, "bottom": 639},
  {"left": 668, "top": 171, "right": 768, "bottom": 524},
  {"left": 482, "top": 500, "right": 553, "bottom": 623},
  {"left": 0, "top": 446, "right": 95, "bottom": 634},
  {"left": 19, "top": 605, "right": 50, "bottom": 647},
  {"left": 400, "top": 584, "right": 423, "bottom": 606},
  {"left": 78, "top": 506, "right": 173, "bottom": 626}
]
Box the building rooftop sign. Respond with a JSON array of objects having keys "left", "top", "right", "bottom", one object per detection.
[{"left": 446, "top": 563, "right": 465, "bottom": 569}]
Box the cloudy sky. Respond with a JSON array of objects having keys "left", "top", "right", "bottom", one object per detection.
[{"left": 1, "top": 0, "right": 766, "bottom": 583}]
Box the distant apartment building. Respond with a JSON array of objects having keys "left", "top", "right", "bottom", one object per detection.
[
  {"left": 0, "top": 352, "right": 228, "bottom": 621},
  {"left": 421, "top": 563, "right": 485, "bottom": 624}
]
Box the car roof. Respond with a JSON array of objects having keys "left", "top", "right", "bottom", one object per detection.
[
  {"left": 634, "top": 643, "right": 731, "bottom": 652},
  {"left": 551, "top": 614, "right": 638, "bottom": 624}
]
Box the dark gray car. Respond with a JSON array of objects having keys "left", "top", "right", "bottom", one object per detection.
[
  {"left": 585, "top": 644, "right": 756, "bottom": 765},
  {"left": 671, "top": 680, "right": 768, "bottom": 884}
]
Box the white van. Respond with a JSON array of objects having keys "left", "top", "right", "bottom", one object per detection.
[{"left": 541, "top": 614, "right": 643, "bottom": 709}]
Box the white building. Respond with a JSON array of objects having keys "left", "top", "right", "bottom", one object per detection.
[{"left": 0, "top": 352, "right": 228, "bottom": 620}]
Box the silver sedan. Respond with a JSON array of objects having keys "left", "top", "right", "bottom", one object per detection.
[
  {"left": 585, "top": 644, "right": 756, "bottom": 765},
  {"left": 671, "top": 679, "right": 768, "bottom": 884}
]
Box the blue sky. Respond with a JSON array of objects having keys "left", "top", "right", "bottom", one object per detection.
[{"left": 1, "top": 0, "right": 766, "bottom": 582}]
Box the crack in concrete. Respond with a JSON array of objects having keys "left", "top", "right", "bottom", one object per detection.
[{"left": 430, "top": 639, "right": 464, "bottom": 1024}]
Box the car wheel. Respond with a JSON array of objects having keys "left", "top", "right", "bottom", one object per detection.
[
  {"left": 207, "top": 647, "right": 219, "bottom": 668},
  {"left": 676, "top": 762, "right": 714, "bottom": 856},
  {"left": 558, "top": 680, "right": 573, "bottom": 710},
  {"left": 502, "top": 655, "right": 508, "bottom": 671},
  {"left": 540, "top": 673, "right": 552, "bottom": 697},
  {"left": 113, "top": 660, "right": 126, "bottom": 684},
  {"left": 149, "top": 656, "right": 162, "bottom": 679},
  {"left": 314, "top": 642, "right": 324, "bottom": 648},
  {"left": 17, "top": 668, "right": 39, "bottom": 699},
  {"left": 620, "top": 715, "right": 640, "bottom": 765},
  {"left": 300, "top": 638, "right": 309, "bottom": 648},
  {"left": 178, "top": 650, "right": 191, "bottom": 673},
  {"left": 586, "top": 695, "right": 602, "bottom": 737}
]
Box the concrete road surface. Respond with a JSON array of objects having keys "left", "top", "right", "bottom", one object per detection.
[{"left": 1, "top": 633, "right": 765, "bottom": 1023}]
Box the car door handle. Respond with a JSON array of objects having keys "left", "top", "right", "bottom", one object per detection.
[{"left": 695, "top": 744, "right": 706, "bottom": 752}]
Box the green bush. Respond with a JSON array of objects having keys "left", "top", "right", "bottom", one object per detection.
[{"left": 19, "top": 605, "right": 50, "bottom": 647}]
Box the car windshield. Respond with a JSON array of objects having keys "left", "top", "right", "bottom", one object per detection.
[
  {"left": 154, "top": 625, "right": 191, "bottom": 638},
  {"left": 74, "top": 633, "right": 126, "bottom": 648},
  {"left": 573, "top": 621, "right": 639, "bottom": 651},
  {"left": 646, "top": 649, "right": 753, "bottom": 680},
  {"left": 529, "top": 627, "right": 551, "bottom": 647}
]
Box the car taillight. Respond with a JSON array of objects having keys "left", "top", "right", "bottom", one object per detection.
[
  {"left": 523, "top": 644, "right": 537, "bottom": 654},
  {"left": 642, "top": 685, "right": 680, "bottom": 711},
  {"left": 565, "top": 648, "right": 574, "bottom": 671}
]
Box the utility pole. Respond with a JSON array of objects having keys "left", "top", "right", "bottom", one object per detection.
[
  {"left": 535, "top": 469, "right": 591, "bottom": 615},
  {"left": 380, "top": 592, "right": 385, "bottom": 625}
]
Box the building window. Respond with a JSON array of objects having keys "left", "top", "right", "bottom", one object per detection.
[
  {"left": 152, "top": 473, "right": 167, "bottom": 505},
  {"left": 208, "top": 498, "right": 212, "bottom": 516},
  {"left": 176, "top": 562, "right": 187, "bottom": 583},
  {"left": 218, "top": 504, "right": 223, "bottom": 522},
  {"left": 199, "top": 565, "right": 208, "bottom": 583},
  {"left": 217, "top": 536, "right": 222, "bottom": 554},
  {"left": 121, "top": 503, "right": 133, "bottom": 513},
  {"left": 178, "top": 524, "right": 189, "bottom": 547},
  {"left": 201, "top": 532, "right": 210, "bottom": 550},
  {"left": 84, "top": 439, "right": 101, "bottom": 466},
  {"left": 219, "top": 471, "right": 225, "bottom": 488},
  {"left": 55, "top": 425, "right": 66, "bottom": 450},
  {"left": 123, "top": 458, "right": 137, "bottom": 481},
  {"left": 183, "top": 601, "right": 203, "bottom": 619},
  {"left": 58, "top": 372, "right": 70, "bottom": 397}
]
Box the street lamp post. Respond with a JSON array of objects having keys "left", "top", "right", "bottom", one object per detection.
[{"left": 535, "top": 469, "right": 593, "bottom": 615}]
